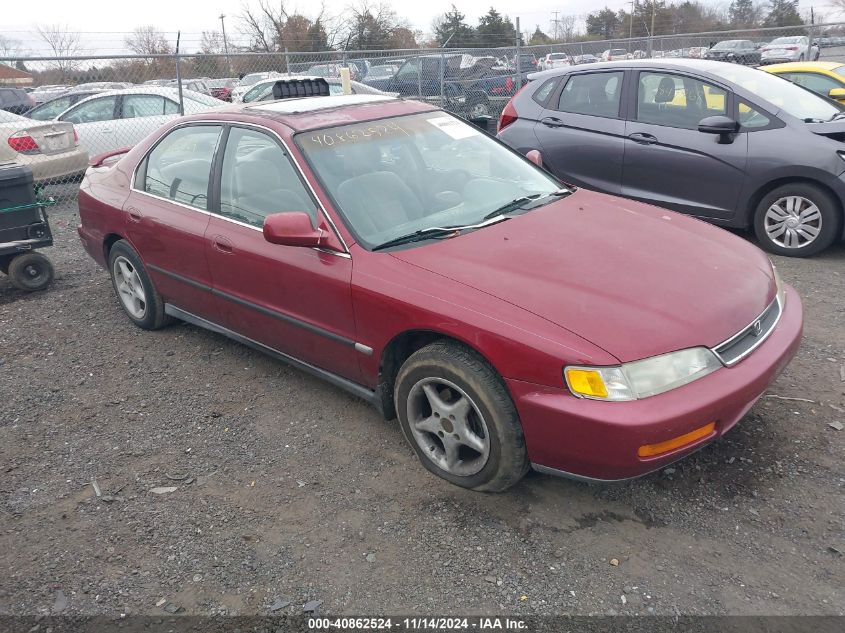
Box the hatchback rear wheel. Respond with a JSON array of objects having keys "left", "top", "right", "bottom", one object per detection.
[
  {"left": 395, "top": 340, "right": 529, "bottom": 491},
  {"left": 753, "top": 183, "right": 841, "bottom": 257}
]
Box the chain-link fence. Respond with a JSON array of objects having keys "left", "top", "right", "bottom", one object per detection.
[{"left": 3, "top": 22, "right": 845, "bottom": 198}]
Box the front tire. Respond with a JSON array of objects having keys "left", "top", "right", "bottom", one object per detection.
[
  {"left": 394, "top": 340, "right": 529, "bottom": 492},
  {"left": 108, "top": 240, "right": 170, "bottom": 329},
  {"left": 753, "top": 183, "right": 841, "bottom": 257}
]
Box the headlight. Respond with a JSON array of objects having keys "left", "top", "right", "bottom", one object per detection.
[{"left": 565, "top": 347, "right": 722, "bottom": 401}]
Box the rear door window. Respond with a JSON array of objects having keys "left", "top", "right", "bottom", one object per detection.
[
  {"left": 60, "top": 96, "right": 118, "bottom": 123},
  {"left": 122, "top": 95, "right": 169, "bottom": 118},
  {"left": 556, "top": 72, "right": 624, "bottom": 118},
  {"left": 142, "top": 125, "right": 222, "bottom": 210}
]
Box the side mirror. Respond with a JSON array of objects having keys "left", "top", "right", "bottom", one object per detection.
[
  {"left": 263, "top": 212, "right": 322, "bottom": 247},
  {"left": 698, "top": 115, "right": 739, "bottom": 144},
  {"left": 829, "top": 88, "right": 845, "bottom": 100},
  {"left": 525, "top": 149, "right": 543, "bottom": 167}
]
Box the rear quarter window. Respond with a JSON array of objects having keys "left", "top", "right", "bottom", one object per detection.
[{"left": 532, "top": 78, "right": 559, "bottom": 106}]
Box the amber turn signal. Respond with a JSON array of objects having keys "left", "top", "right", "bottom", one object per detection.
[{"left": 637, "top": 422, "right": 716, "bottom": 458}]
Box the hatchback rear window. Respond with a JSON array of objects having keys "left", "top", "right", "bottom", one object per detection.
[{"left": 532, "top": 78, "right": 559, "bottom": 105}]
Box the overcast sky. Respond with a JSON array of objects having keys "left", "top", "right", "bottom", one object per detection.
[{"left": 2, "top": 0, "right": 637, "bottom": 55}]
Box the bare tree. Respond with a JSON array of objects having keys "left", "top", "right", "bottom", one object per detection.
[
  {"left": 0, "top": 35, "right": 25, "bottom": 58},
  {"left": 239, "top": 0, "right": 341, "bottom": 52},
  {"left": 35, "top": 24, "right": 82, "bottom": 80},
  {"left": 558, "top": 15, "right": 577, "bottom": 41},
  {"left": 125, "top": 26, "right": 173, "bottom": 56}
]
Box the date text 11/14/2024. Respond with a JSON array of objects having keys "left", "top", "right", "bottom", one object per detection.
[{"left": 307, "top": 617, "right": 528, "bottom": 630}]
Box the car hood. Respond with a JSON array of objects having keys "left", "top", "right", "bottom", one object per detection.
[{"left": 390, "top": 191, "right": 776, "bottom": 363}]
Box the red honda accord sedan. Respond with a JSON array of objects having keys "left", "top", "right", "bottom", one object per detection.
[{"left": 77, "top": 91, "right": 803, "bottom": 491}]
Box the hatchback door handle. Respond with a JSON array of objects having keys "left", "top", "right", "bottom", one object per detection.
[
  {"left": 540, "top": 117, "right": 564, "bottom": 128},
  {"left": 212, "top": 235, "right": 233, "bottom": 254},
  {"left": 628, "top": 132, "right": 658, "bottom": 145}
]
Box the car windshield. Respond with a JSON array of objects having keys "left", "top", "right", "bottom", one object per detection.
[
  {"left": 770, "top": 37, "right": 803, "bottom": 45},
  {"left": 297, "top": 112, "right": 561, "bottom": 250},
  {"left": 709, "top": 64, "right": 841, "bottom": 121},
  {"left": 208, "top": 79, "right": 233, "bottom": 88},
  {"left": 713, "top": 41, "right": 741, "bottom": 50},
  {"left": 239, "top": 74, "right": 266, "bottom": 87}
]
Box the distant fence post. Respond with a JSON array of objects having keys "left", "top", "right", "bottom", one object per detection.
[
  {"left": 175, "top": 31, "right": 184, "bottom": 116},
  {"left": 440, "top": 50, "right": 445, "bottom": 107},
  {"left": 417, "top": 54, "right": 422, "bottom": 98},
  {"left": 807, "top": 22, "right": 814, "bottom": 60},
  {"left": 515, "top": 16, "right": 522, "bottom": 90},
  {"left": 647, "top": 35, "right": 653, "bottom": 58},
  {"left": 284, "top": 47, "right": 290, "bottom": 74}
]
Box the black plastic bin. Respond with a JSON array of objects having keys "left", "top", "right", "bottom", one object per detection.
[
  {"left": 0, "top": 163, "right": 40, "bottom": 231},
  {"left": 0, "top": 162, "right": 55, "bottom": 291}
]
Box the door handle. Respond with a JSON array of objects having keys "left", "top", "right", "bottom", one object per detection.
[
  {"left": 628, "top": 132, "right": 658, "bottom": 145},
  {"left": 212, "top": 235, "right": 233, "bottom": 254},
  {"left": 127, "top": 207, "right": 143, "bottom": 222},
  {"left": 540, "top": 117, "right": 564, "bottom": 128}
]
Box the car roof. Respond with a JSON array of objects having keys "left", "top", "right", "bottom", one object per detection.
[
  {"left": 527, "top": 58, "right": 760, "bottom": 81},
  {"left": 191, "top": 94, "right": 434, "bottom": 132}
]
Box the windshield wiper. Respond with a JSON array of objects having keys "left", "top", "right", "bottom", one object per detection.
[
  {"left": 372, "top": 226, "right": 463, "bottom": 251},
  {"left": 482, "top": 188, "right": 572, "bottom": 221},
  {"left": 827, "top": 111, "right": 845, "bottom": 121}
]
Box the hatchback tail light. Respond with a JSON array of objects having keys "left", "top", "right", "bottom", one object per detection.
[
  {"left": 497, "top": 83, "right": 529, "bottom": 134},
  {"left": 8, "top": 131, "right": 40, "bottom": 154},
  {"left": 72, "top": 126, "right": 79, "bottom": 145},
  {"left": 786, "top": 46, "right": 798, "bottom": 51}
]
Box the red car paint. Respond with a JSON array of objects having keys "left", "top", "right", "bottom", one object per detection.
[{"left": 77, "top": 98, "right": 803, "bottom": 481}]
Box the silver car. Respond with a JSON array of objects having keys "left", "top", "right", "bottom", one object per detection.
[{"left": 760, "top": 37, "right": 810, "bottom": 64}]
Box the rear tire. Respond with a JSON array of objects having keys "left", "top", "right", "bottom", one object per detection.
[
  {"left": 108, "top": 240, "right": 171, "bottom": 329},
  {"left": 753, "top": 183, "right": 841, "bottom": 257},
  {"left": 8, "top": 252, "right": 54, "bottom": 291},
  {"left": 394, "top": 340, "right": 529, "bottom": 492}
]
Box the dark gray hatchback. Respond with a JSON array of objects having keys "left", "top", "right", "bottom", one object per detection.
[{"left": 497, "top": 59, "right": 845, "bottom": 256}]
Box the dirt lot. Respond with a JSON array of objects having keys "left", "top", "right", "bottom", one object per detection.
[{"left": 0, "top": 201, "right": 843, "bottom": 618}]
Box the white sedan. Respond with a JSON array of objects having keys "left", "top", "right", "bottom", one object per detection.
[
  {"left": 539, "top": 53, "right": 571, "bottom": 70},
  {"left": 51, "top": 87, "right": 225, "bottom": 157}
]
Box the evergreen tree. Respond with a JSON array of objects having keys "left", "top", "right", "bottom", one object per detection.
[
  {"left": 528, "top": 26, "right": 553, "bottom": 45},
  {"left": 475, "top": 7, "right": 517, "bottom": 47},
  {"left": 434, "top": 5, "right": 475, "bottom": 47},
  {"left": 586, "top": 8, "right": 622, "bottom": 39},
  {"left": 729, "top": 0, "right": 760, "bottom": 27},
  {"left": 763, "top": 0, "right": 803, "bottom": 27}
]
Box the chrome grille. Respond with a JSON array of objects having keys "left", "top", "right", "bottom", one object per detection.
[{"left": 712, "top": 297, "right": 782, "bottom": 366}]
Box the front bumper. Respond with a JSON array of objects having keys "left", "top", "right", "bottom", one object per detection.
[{"left": 510, "top": 285, "right": 803, "bottom": 481}]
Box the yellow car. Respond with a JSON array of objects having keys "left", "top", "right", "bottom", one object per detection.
[{"left": 761, "top": 61, "right": 845, "bottom": 103}]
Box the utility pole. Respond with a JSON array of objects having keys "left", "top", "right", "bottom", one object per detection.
[
  {"left": 220, "top": 13, "right": 231, "bottom": 75},
  {"left": 550, "top": 11, "right": 560, "bottom": 41},
  {"left": 629, "top": 1, "right": 635, "bottom": 42}
]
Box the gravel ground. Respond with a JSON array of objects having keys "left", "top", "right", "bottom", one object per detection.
[{"left": 0, "top": 201, "right": 843, "bottom": 618}]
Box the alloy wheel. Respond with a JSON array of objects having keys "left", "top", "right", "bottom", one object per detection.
[
  {"left": 405, "top": 377, "right": 491, "bottom": 477},
  {"left": 113, "top": 255, "right": 147, "bottom": 319},
  {"left": 763, "top": 195, "right": 823, "bottom": 249}
]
